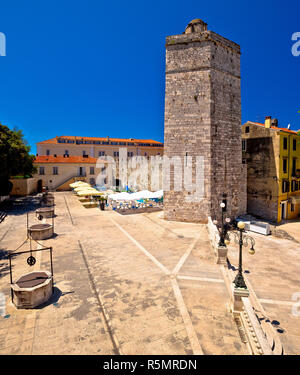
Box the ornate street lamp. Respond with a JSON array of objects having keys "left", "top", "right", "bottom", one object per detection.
[
  {"left": 227, "top": 221, "right": 256, "bottom": 289},
  {"left": 213, "top": 200, "right": 256, "bottom": 289},
  {"left": 214, "top": 202, "right": 231, "bottom": 247}
]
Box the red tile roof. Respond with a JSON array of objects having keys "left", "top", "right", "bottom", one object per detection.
[
  {"left": 245, "top": 122, "right": 299, "bottom": 135},
  {"left": 37, "top": 136, "right": 164, "bottom": 145},
  {"left": 34, "top": 155, "right": 105, "bottom": 164}
]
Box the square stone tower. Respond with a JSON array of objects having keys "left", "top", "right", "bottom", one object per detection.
[{"left": 164, "top": 19, "right": 246, "bottom": 223}]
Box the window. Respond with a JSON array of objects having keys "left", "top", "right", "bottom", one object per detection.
[
  {"left": 128, "top": 152, "right": 133, "bottom": 157},
  {"left": 282, "top": 180, "right": 289, "bottom": 193},
  {"left": 53, "top": 167, "right": 58, "bottom": 175},
  {"left": 114, "top": 151, "right": 119, "bottom": 157},
  {"left": 83, "top": 150, "right": 86, "bottom": 156},
  {"left": 291, "top": 203, "right": 295, "bottom": 212},
  {"left": 144, "top": 152, "right": 148, "bottom": 156},
  {"left": 90, "top": 178, "right": 95, "bottom": 185},
  {"left": 245, "top": 126, "right": 250, "bottom": 134},
  {"left": 39, "top": 167, "right": 45, "bottom": 175},
  {"left": 283, "top": 158, "right": 288, "bottom": 174},
  {"left": 98, "top": 151, "right": 105, "bottom": 156},
  {"left": 292, "top": 158, "right": 297, "bottom": 177},
  {"left": 283, "top": 137, "right": 288, "bottom": 150},
  {"left": 291, "top": 180, "right": 297, "bottom": 192},
  {"left": 90, "top": 167, "right": 95, "bottom": 175},
  {"left": 46, "top": 150, "right": 50, "bottom": 156},
  {"left": 293, "top": 139, "right": 297, "bottom": 151},
  {"left": 65, "top": 150, "right": 69, "bottom": 155},
  {"left": 242, "top": 140, "right": 246, "bottom": 151}
]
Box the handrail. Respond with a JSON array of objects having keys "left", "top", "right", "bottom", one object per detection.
[
  {"left": 51, "top": 174, "right": 86, "bottom": 191},
  {"left": 241, "top": 297, "right": 273, "bottom": 355}
]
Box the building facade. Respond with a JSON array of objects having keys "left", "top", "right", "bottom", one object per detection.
[
  {"left": 37, "top": 136, "right": 163, "bottom": 159},
  {"left": 33, "top": 155, "right": 105, "bottom": 191},
  {"left": 242, "top": 117, "right": 300, "bottom": 222},
  {"left": 163, "top": 19, "right": 246, "bottom": 223},
  {"left": 34, "top": 136, "right": 164, "bottom": 191}
]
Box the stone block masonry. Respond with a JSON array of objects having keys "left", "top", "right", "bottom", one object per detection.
[{"left": 164, "top": 19, "right": 246, "bottom": 223}]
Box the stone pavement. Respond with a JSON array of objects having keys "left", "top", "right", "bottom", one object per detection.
[
  {"left": 227, "top": 231, "right": 300, "bottom": 355},
  {"left": 0, "top": 192, "right": 246, "bottom": 355},
  {"left": 276, "top": 219, "right": 300, "bottom": 243}
]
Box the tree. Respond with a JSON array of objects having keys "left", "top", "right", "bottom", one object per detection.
[{"left": 0, "top": 124, "right": 36, "bottom": 195}]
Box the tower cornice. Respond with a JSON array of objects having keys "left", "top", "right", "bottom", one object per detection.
[{"left": 166, "top": 30, "right": 241, "bottom": 55}]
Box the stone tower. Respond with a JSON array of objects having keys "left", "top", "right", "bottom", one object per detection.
[{"left": 163, "top": 19, "right": 246, "bottom": 223}]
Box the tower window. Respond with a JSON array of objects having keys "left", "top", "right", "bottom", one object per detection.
[
  {"left": 245, "top": 126, "right": 250, "bottom": 134},
  {"left": 283, "top": 137, "right": 288, "bottom": 150}
]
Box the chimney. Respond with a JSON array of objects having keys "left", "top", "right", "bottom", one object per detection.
[
  {"left": 271, "top": 118, "right": 278, "bottom": 127},
  {"left": 107, "top": 136, "right": 110, "bottom": 142},
  {"left": 265, "top": 116, "right": 271, "bottom": 128}
]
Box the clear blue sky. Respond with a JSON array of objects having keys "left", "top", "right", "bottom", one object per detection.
[{"left": 0, "top": 0, "right": 299, "bottom": 154}]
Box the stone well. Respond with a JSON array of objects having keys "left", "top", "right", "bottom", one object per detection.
[
  {"left": 11, "top": 270, "right": 53, "bottom": 309},
  {"left": 28, "top": 223, "right": 53, "bottom": 240},
  {"left": 36, "top": 207, "right": 55, "bottom": 218}
]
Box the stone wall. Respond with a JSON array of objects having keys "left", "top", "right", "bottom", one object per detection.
[
  {"left": 10, "top": 178, "right": 38, "bottom": 196},
  {"left": 242, "top": 123, "right": 280, "bottom": 222},
  {"left": 164, "top": 22, "right": 246, "bottom": 223}
]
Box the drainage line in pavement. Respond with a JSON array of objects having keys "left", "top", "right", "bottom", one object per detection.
[
  {"left": 78, "top": 240, "right": 121, "bottom": 355},
  {"left": 64, "top": 195, "right": 74, "bottom": 225}
]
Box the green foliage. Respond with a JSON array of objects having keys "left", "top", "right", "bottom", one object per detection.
[{"left": 0, "top": 123, "right": 36, "bottom": 195}]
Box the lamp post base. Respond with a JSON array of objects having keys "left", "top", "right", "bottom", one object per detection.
[
  {"left": 231, "top": 285, "right": 250, "bottom": 312},
  {"left": 217, "top": 245, "right": 228, "bottom": 265}
]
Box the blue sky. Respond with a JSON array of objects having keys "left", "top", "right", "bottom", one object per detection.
[{"left": 0, "top": 0, "right": 299, "bottom": 154}]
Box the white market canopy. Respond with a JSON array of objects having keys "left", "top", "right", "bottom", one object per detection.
[
  {"left": 108, "top": 192, "right": 132, "bottom": 201},
  {"left": 70, "top": 181, "right": 90, "bottom": 188},
  {"left": 108, "top": 190, "right": 163, "bottom": 201},
  {"left": 77, "top": 189, "right": 102, "bottom": 196},
  {"left": 74, "top": 186, "right": 93, "bottom": 192}
]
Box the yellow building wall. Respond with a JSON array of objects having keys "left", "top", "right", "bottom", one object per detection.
[{"left": 278, "top": 132, "right": 300, "bottom": 221}]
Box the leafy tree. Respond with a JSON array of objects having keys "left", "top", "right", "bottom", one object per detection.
[{"left": 0, "top": 123, "right": 36, "bottom": 195}]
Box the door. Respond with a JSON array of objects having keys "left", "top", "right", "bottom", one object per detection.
[
  {"left": 281, "top": 202, "right": 287, "bottom": 220},
  {"left": 37, "top": 179, "right": 43, "bottom": 193},
  {"left": 79, "top": 167, "right": 85, "bottom": 176}
]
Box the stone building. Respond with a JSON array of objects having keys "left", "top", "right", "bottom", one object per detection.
[
  {"left": 35, "top": 136, "right": 164, "bottom": 191},
  {"left": 37, "top": 136, "right": 163, "bottom": 159},
  {"left": 242, "top": 117, "right": 300, "bottom": 222},
  {"left": 163, "top": 19, "right": 246, "bottom": 223}
]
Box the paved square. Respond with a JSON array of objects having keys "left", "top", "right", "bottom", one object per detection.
[{"left": 0, "top": 192, "right": 299, "bottom": 354}]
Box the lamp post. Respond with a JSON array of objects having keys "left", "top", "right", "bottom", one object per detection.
[
  {"left": 228, "top": 221, "right": 256, "bottom": 289},
  {"left": 213, "top": 201, "right": 255, "bottom": 289},
  {"left": 215, "top": 202, "right": 231, "bottom": 247}
]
